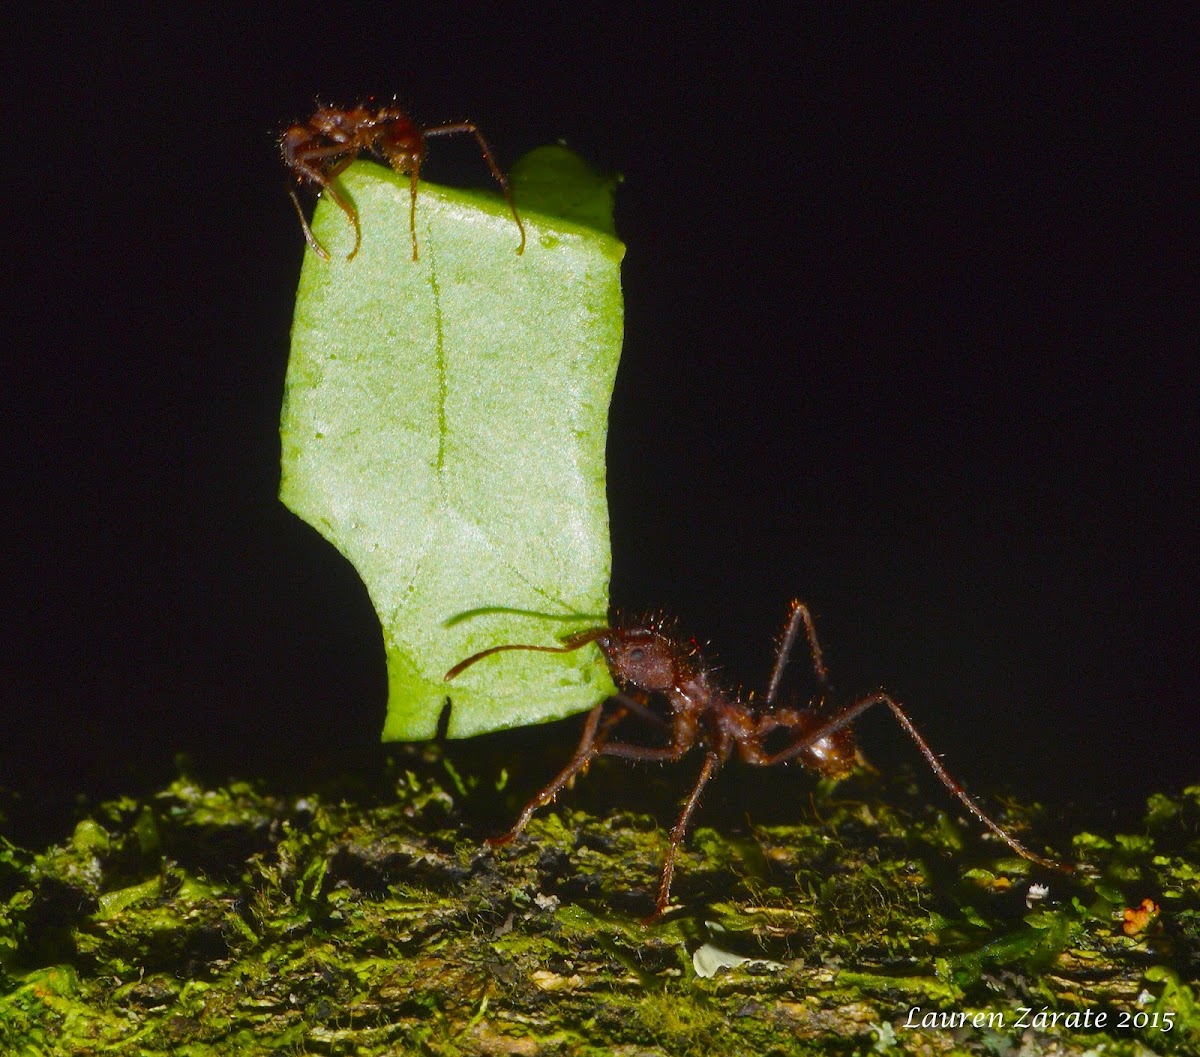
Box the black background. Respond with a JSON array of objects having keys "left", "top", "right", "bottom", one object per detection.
[{"left": 6, "top": 10, "right": 1196, "bottom": 840}]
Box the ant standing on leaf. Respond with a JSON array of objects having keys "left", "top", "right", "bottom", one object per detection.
[
  {"left": 281, "top": 101, "right": 526, "bottom": 262},
  {"left": 446, "top": 599, "right": 1073, "bottom": 924}
]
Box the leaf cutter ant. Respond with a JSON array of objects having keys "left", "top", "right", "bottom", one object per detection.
[
  {"left": 281, "top": 102, "right": 526, "bottom": 262},
  {"left": 446, "top": 600, "right": 1073, "bottom": 923}
]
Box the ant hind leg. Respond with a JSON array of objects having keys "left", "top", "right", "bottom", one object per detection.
[
  {"left": 761, "top": 691, "right": 1073, "bottom": 873},
  {"left": 424, "top": 122, "right": 526, "bottom": 255}
]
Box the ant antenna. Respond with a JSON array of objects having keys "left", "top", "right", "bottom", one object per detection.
[{"left": 445, "top": 627, "right": 609, "bottom": 682}]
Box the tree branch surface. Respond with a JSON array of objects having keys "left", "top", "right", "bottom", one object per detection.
[{"left": 2, "top": 752, "right": 1197, "bottom": 1055}]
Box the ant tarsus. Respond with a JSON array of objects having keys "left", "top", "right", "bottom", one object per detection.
[
  {"left": 446, "top": 600, "right": 1072, "bottom": 924},
  {"left": 281, "top": 102, "right": 526, "bottom": 262}
]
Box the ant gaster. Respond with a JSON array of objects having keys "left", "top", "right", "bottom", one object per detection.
[
  {"left": 281, "top": 102, "right": 526, "bottom": 262},
  {"left": 446, "top": 599, "right": 1072, "bottom": 923}
]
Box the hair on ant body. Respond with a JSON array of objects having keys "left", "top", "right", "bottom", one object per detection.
[
  {"left": 281, "top": 102, "right": 526, "bottom": 262},
  {"left": 446, "top": 599, "right": 1072, "bottom": 923}
]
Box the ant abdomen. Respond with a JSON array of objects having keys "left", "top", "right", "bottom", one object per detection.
[{"left": 749, "top": 707, "right": 858, "bottom": 777}]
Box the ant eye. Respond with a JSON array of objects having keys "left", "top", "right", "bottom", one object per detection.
[{"left": 629, "top": 647, "right": 645, "bottom": 662}]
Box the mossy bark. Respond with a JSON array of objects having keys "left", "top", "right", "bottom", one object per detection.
[{"left": 2, "top": 749, "right": 1198, "bottom": 1055}]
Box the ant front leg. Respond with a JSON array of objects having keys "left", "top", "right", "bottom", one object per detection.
[
  {"left": 488, "top": 695, "right": 658, "bottom": 846},
  {"left": 408, "top": 160, "right": 421, "bottom": 262},
  {"left": 764, "top": 692, "right": 1073, "bottom": 873},
  {"left": 289, "top": 152, "right": 361, "bottom": 260},
  {"left": 609, "top": 690, "right": 672, "bottom": 731},
  {"left": 488, "top": 698, "right": 611, "bottom": 846},
  {"left": 287, "top": 187, "right": 331, "bottom": 261}
]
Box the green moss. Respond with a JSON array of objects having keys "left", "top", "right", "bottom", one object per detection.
[{"left": 2, "top": 767, "right": 1199, "bottom": 1054}]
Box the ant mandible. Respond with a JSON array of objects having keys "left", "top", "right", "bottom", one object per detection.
[
  {"left": 281, "top": 102, "right": 526, "bottom": 262},
  {"left": 446, "top": 599, "right": 1073, "bottom": 923}
]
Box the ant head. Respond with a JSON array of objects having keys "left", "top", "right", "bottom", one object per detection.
[{"left": 600, "top": 626, "right": 683, "bottom": 693}]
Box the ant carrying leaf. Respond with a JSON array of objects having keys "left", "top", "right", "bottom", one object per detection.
[
  {"left": 282, "top": 102, "right": 526, "bottom": 261},
  {"left": 447, "top": 599, "right": 1073, "bottom": 923}
]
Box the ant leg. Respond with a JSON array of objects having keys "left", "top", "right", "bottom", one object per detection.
[
  {"left": 322, "top": 158, "right": 361, "bottom": 259},
  {"left": 424, "top": 123, "right": 527, "bottom": 255},
  {"left": 289, "top": 154, "right": 361, "bottom": 260},
  {"left": 407, "top": 159, "right": 421, "bottom": 261},
  {"left": 599, "top": 740, "right": 690, "bottom": 763},
  {"left": 760, "top": 692, "right": 1072, "bottom": 873},
  {"left": 610, "top": 690, "right": 671, "bottom": 730},
  {"left": 490, "top": 697, "right": 683, "bottom": 844},
  {"left": 488, "top": 697, "right": 627, "bottom": 846},
  {"left": 643, "top": 749, "right": 723, "bottom": 924},
  {"left": 287, "top": 188, "right": 330, "bottom": 261},
  {"left": 598, "top": 706, "right": 697, "bottom": 763},
  {"left": 765, "top": 599, "right": 830, "bottom": 707},
  {"left": 597, "top": 718, "right": 704, "bottom": 920},
  {"left": 379, "top": 142, "right": 426, "bottom": 260}
]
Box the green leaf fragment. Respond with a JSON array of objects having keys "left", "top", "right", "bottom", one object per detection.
[
  {"left": 509, "top": 145, "right": 620, "bottom": 237},
  {"left": 280, "top": 148, "right": 622, "bottom": 740}
]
